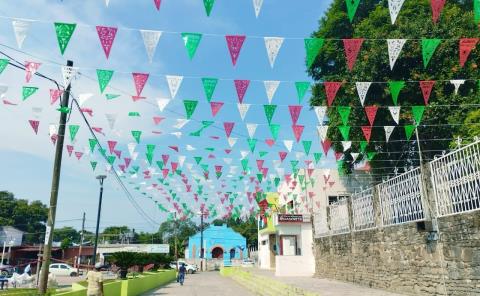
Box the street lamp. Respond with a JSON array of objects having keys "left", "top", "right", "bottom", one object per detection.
[{"left": 92, "top": 175, "right": 106, "bottom": 266}]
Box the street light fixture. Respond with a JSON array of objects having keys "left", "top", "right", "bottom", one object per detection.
[{"left": 92, "top": 175, "right": 106, "bottom": 266}]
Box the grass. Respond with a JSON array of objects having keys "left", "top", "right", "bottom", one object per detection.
[{"left": 0, "top": 288, "right": 55, "bottom": 295}]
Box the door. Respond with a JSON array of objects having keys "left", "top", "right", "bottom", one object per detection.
[
  {"left": 268, "top": 234, "right": 276, "bottom": 268},
  {"left": 60, "top": 264, "right": 70, "bottom": 276}
]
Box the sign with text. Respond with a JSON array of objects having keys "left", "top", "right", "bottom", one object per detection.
[{"left": 278, "top": 214, "right": 309, "bottom": 223}]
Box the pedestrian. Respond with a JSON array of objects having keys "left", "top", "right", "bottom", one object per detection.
[
  {"left": 178, "top": 263, "right": 187, "bottom": 286},
  {"left": 86, "top": 263, "right": 104, "bottom": 296}
]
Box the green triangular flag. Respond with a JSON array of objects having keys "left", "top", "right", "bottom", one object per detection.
[
  {"left": 259, "top": 151, "right": 268, "bottom": 158},
  {"left": 412, "top": 106, "right": 425, "bottom": 125},
  {"left": 156, "top": 161, "right": 164, "bottom": 169},
  {"left": 203, "top": 0, "right": 215, "bottom": 16},
  {"left": 98, "top": 147, "right": 107, "bottom": 157},
  {"left": 181, "top": 33, "right": 202, "bottom": 59},
  {"left": 146, "top": 152, "right": 153, "bottom": 165},
  {"left": 263, "top": 104, "right": 277, "bottom": 125},
  {"left": 314, "top": 152, "right": 322, "bottom": 164},
  {"left": 475, "top": 0, "right": 480, "bottom": 23},
  {"left": 205, "top": 147, "right": 214, "bottom": 152},
  {"left": 247, "top": 138, "right": 257, "bottom": 152},
  {"left": 299, "top": 175, "right": 305, "bottom": 185},
  {"left": 422, "top": 39, "right": 441, "bottom": 68},
  {"left": 88, "top": 139, "right": 98, "bottom": 152},
  {"left": 201, "top": 77, "right": 217, "bottom": 102},
  {"left": 290, "top": 160, "right": 299, "bottom": 169},
  {"left": 257, "top": 173, "right": 263, "bottom": 183},
  {"left": 183, "top": 100, "right": 198, "bottom": 119},
  {"left": 107, "top": 155, "right": 116, "bottom": 165},
  {"left": 241, "top": 159, "right": 249, "bottom": 171},
  {"left": 105, "top": 94, "right": 120, "bottom": 100},
  {"left": 54, "top": 22, "right": 76, "bottom": 55},
  {"left": 201, "top": 164, "right": 209, "bottom": 172},
  {"left": 146, "top": 144, "right": 156, "bottom": 154},
  {"left": 0, "top": 59, "right": 9, "bottom": 75},
  {"left": 90, "top": 161, "right": 97, "bottom": 171},
  {"left": 194, "top": 156, "right": 202, "bottom": 164},
  {"left": 360, "top": 141, "right": 368, "bottom": 153},
  {"left": 57, "top": 107, "right": 70, "bottom": 113},
  {"left": 345, "top": 0, "right": 361, "bottom": 22},
  {"left": 302, "top": 140, "right": 312, "bottom": 155},
  {"left": 404, "top": 125, "right": 416, "bottom": 141},
  {"left": 337, "top": 106, "right": 351, "bottom": 125},
  {"left": 295, "top": 82, "right": 310, "bottom": 103},
  {"left": 131, "top": 130, "right": 142, "bottom": 143},
  {"left": 68, "top": 125, "right": 79, "bottom": 142},
  {"left": 339, "top": 125, "right": 351, "bottom": 141},
  {"left": 96, "top": 69, "right": 114, "bottom": 94},
  {"left": 22, "top": 86, "right": 39, "bottom": 101},
  {"left": 304, "top": 38, "right": 324, "bottom": 68},
  {"left": 216, "top": 172, "right": 222, "bottom": 179},
  {"left": 388, "top": 81, "right": 405, "bottom": 105},
  {"left": 269, "top": 124, "right": 280, "bottom": 141},
  {"left": 367, "top": 152, "right": 376, "bottom": 161},
  {"left": 128, "top": 112, "right": 140, "bottom": 117},
  {"left": 274, "top": 177, "right": 281, "bottom": 187}
]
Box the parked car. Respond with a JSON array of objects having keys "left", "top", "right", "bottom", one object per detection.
[
  {"left": 241, "top": 258, "right": 255, "bottom": 267},
  {"left": 0, "top": 265, "right": 15, "bottom": 276},
  {"left": 169, "top": 261, "right": 197, "bottom": 274},
  {"left": 48, "top": 263, "right": 78, "bottom": 277}
]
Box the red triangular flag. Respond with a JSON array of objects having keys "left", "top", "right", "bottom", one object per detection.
[
  {"left": 288, "top": 105, "right": 302, "bottom": 125},
  {"left": 279, "top": 151, "right": 288, "bottom": 162},
  {"left": 66, "top": 145, "right": 74, "bottom": 157},
  {"left": 223, "top": 122, "right": 235, "bottom": 138},
  {"left": 256, "top": 160, "right": 264, "bottom": 171},
  {"left": 324, "top": 82, "right": 343, "bottom": 106},
  {"left": 225, "top": 35, "right": 246, "bottom": 66},
  {"left": 107, "top": 140, "right": 117, "bottom": 154},
  {"left": 334, "top": 152, "right": 343, "bottom": 161},
  {"left": 343, "top": 39, "right": 364, "bottom": 71},
  {"left": 210, "top": 101, "right": 224, "bottom": 117},
  {"left": 75, "top": 151, "right": 83, "bottom": 160},
  {"left": 124, "top": 157, "right": 131, "bottom": 168},
  {"left": 321, "top": 139, "right": 332, "bottom": 156},
  {"left": 162, "top": 169, "right": 169, "bottom": 179},
  {"left": 224, "top": 149, "right": 232, "bottom": 154},
  {"left": 431, "top": 0, "right": 446, "bottom": 24},
  {"left": 132, "top": 73, "right": 149, "bottom": 97},
  {"left": 265, "top": 139, "right": 275, "bottom": 147},
  {"left": 96, "top": 26, "right": 118, "bottom": 59},
  {"left": 419, "top": 81, "right": 436, "bottom": 105},
  {"left": 168, "top": 146, "right": 179, "bottom": 152},
  {"left": 171, "top": 162, "right": 178, "bottom": 172},
  {"left": 114, "top": 150, "right": 122, "bottom": 159},
  {"left": 459, "top": 38, "right": 478, "bottom": 68},
  {"left": 361, "top": 126, "right": 373, "bottom": 142},
  {"left": 153, "top": 116, "right": 165, "bottom": 125},
  {"left": 292, "top": 125, "right": 304, "bottom": 142},
  {"left": 234, "top": 80, "right": 250, "bottom": 103},
  {"left": 364, "top": 106, "right": 378, "bottom": 126},
  {"left": 154, "top": 0, "right": 161, "bottom": 10},
  {"left": 307, "top": 169, "right": 314, "bottom": 178},
  {"left": 28, "top": 119, "right": 39, "bottom": 134},
  {"left": 50, "top": 89, "right": 63, "bottom": 105},
  {"left": 162, "top": 154, "right": 169, "bottom": 165}
]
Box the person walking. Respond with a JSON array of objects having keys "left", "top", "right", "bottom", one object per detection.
[
  {"left": 86, "top": 263, "right": 104, "bottom": 296},
  {"left": 178, "top": 263, "right": 187, "bottom": 286}
]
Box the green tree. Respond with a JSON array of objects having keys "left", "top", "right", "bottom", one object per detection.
[
  {"left": 309, "top": 0, "right": 479, "bottom": 180},
  {"left": 158, "top": 219, "right": 198, "bottom": 257},
  {"left": 0, "top": 191, "right": 48, "bottom": 244},
  {"left": 53, "top": 226, "right": 81, "bottom": 243},
  {"left": 101, "top": 226, "right": 130, "bottom": 243}
]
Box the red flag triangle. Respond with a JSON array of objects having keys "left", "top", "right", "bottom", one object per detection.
[
  {"left": 364, "top": 106, "right": 378, "bottom": 126},
  {"left": 419, "top": 81, "right": 436, "bottom": 105},
  {"left": 343, "top": 38, "right": 364, "bottom": 71},
  {"left": 324, "top": 82, "right": 343, "bottom": 106},
  {"left": 361, "top": 126, "right": 373, "bottom": 142}
]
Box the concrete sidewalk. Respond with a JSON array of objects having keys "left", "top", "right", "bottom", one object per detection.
[{"left": 250, "top": 268, "right": 405, "bottom": 296}]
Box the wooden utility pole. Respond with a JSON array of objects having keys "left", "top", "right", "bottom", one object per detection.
[
  {"left": 38, "top": 60, "right": 73, "bottom": 295},
  {"left": 77, "top": 212, "right": 85, "bottom": 274}
]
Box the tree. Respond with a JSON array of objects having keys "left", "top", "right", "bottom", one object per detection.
[
  {"left": 0, "top": 191, "right": 48, "bottom": 244},
  {"left": 308, "top": 0, "right": 479, "bottom": 180},
  {"left": 101, "top": 226, "right": 131, "bottom": 244},
  {"left": 53, "top": 227, "right": 81, "bottom": 243},
  {"left": 158, "top": 219, "right": 198, "bottom": 257}
]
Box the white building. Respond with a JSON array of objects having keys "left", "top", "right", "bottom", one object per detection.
[{"left": 0, "top": 226, "right": 24, "bottom": 247}]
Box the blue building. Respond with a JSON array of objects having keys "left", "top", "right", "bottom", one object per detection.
[{"left": 186, "top": 224, "right": 247, "bottom": 261}]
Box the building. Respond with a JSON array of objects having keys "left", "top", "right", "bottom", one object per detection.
[
  {"left": 186, "top": 224, "right": 246, "bottom": 262},
  {"left": 0, "top": 226, "right": 24, "bottom": 247}
]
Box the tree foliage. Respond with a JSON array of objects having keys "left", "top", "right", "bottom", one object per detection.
[
  {"left": 53, "top": 226, "right": 81, "bottom": 243},
  {"left": 158, "top": 219, "right": 199, "bottom": 257},
  {"left": 309, "top": 0, "right": 479, "bottom": 180}
]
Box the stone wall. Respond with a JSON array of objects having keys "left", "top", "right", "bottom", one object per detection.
[{"left": 314, "top": 211, "right": 480, "bottom": 295}]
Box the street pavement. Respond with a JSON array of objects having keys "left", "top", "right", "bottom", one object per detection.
[{"left": 145, "top": 271, "right": 253, "bottom": 296}]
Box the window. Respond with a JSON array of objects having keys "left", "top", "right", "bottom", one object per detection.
[
  {"left": 328, "top": 195, "right": 349, "bottom": 205},
  {"left": 261, "top": 240, "right": 267, "bottom": 245},
  {"left": 50, "top": 265, "right": 58, "bottom": 269},
  {"left": 60, "top": 265, "right": 68, "bottom": 269},
  {"left": 280, "top": 236, "right": 297, "bottom": 256}
]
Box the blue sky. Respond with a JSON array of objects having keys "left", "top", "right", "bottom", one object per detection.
[{"left": 0, "top": 0, "right": 333, "bottom": 233}]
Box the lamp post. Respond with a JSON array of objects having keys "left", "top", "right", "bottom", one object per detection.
[{"left": 92, "top": 175, "right": 106, "bottom": 266}]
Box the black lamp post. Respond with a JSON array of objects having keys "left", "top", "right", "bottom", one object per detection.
[{"left": 92, "top": 175, "right": 106, "bottom": 266}]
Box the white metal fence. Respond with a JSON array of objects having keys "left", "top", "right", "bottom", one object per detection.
[
  {"left": 351, "top": 188, "right": 376, "bottom": 231},
  {"left": 377, "top": 167, "right": 425, "bottom": 226},
  {"left": 430, "top": 141, "right": 480, "bottom": 217},
  {"left": 313, "top": 211, "right": 329, "bottom": 238},
  {"left": 329, "top": 198, "right": 350, "bottom": 234}
]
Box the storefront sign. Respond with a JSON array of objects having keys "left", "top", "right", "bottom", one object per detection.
[{"left": 278, "top": 214, "right": 309, "bottom": 223}]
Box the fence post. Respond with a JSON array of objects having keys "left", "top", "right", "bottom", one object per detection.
[
  {"left": 420, "top": 162, "right": 439, "bottom": 234},
  {"left": 372, "top": 185, "right": 382, "bottom": 227}
]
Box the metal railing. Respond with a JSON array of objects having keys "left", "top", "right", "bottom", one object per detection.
[
  {"left": 351, "top": 188, "right": 376, "bottom": 231},
  {"left": 313, "top": 212, "right": 329, "bottom": 238},
  {"left": 329, "top": 198, "right": 350, "bottom": 234}
]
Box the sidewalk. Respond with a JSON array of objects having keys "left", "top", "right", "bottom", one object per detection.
[{"left": 249, "top": 268, "right": 405, "bottom": 296}]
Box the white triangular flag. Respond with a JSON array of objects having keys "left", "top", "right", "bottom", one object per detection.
[
  {"left": 351, "top": 153, "right": 360, "bottom": 162},
  {"left": 276, "top": 168, "right": 285, "bottom": 176},
  {"left": 264, "top": 80, "right": 280, "bottom": 103},
  {"left": 228, "top": 137, "right": 238, "bottom": 148},
  {"left": 61, "top": 66, "right": 78, "bottom": 87},
  {"left": 105, "top": 0, "right": 110, "bottom": 6},
  {"left": 223, "top": 158, "right": 232, "bottom": 165},
  {"left": 314, "top": 106, "right": 327, "bottom": 124},
  {"left": 342, "top": 141, "right": 352, "bottom": 151},
  {"left": 12, "top": 20, "right": 30, "bottom": 49},
  {"left": 171, "top": 132, "right": 182, "bottom": 138},
  {"left": 166, "top": 75, "right": 183, "bottom": 99},
  {"left": 323, "top": 169, "right": 330, "bottom": 178},
  {"left": 252, "top": 0, "right": 264, "bottom": 17},
  {"left": 105, "top": 113, "right": 117, "bottom": 129},
  {"left": 178, "top": 155, "right": 186, "bottom": 167},
  {"left": 0, "top": 85, "right": 8, "bottom": 98},
  {"left": 132, "top": 152, "right": 139, "bottom": 161},
  {"left": 246, "top": 123, "right": 258, "bottom": 138},
  {"left": 237, "top": 103, "right": 250, "bottom": 121},
  {"left": 78, "top": 93, "right": 93, "bottom": 106},
  {"left": 387, "top": 39, "right": 406, "bottom": 70},
  {"left": 127, "top": 143, "right": 136, "bottom": 156},
  {"left": 157, "top": 98, "right": 170, "bottom": 112},
  {"left": 186, "top": 163, "right": 194, "bottom": 171},
  {"left": 388, "top": 106, "right": 401, "bottom": 125},
  {"left": 264, "top": 37, "right": 284, "bottom": 68},
  {"left": 450, "top": 79, "right": 465, "bottom": 95},
  {"left": 174, "top": 119, "right": 189, "bottom": 129},
  {"left": 283, "top": 140, "right": 293, "bottom": 152},
  {"left": 49, "top": 124, "right": 58, "bottom": 137},
  {"left": 186, "top": 144, "right": 196, "bottom": 151},
  {"left": 140, "top": 30, "right": 162, "bottom": 63},
  {"left": 355, "top": 82, "right": 371, "bottom": 106},
  {"left": 273, "top": 160, "right": 282, "bottom": 168},
  {"left": 317, "top": 125, "right": 329, "bottom": 141},
  {"left": 384, "top": 126, "right": 395, "bottom": 142},
  {"left": 240, "top": 150, "right": 249, "bottom": 159},
  {"left": 388, "top": 0, "right": 405, "bottom": 24}
]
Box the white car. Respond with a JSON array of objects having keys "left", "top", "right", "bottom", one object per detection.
[
  {"left": 241, "top": 259, "right": 255, "bottom": 267},
  {"left": 169, "top": 261, "right": 197, "bottom": 274},
  {"left": 49, "top": 263, "right": 78, "bottom": 277}
]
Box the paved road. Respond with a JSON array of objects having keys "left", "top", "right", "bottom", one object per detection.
[{"left": 145, "top": 271, "right": 253, "bottom": 296}]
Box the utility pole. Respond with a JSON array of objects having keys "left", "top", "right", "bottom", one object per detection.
[
  {"left": 38, "top": 60, "right": 73, "bottom": 295},
  {"left": 200, "top": 212, "right": 204, "bottom": 271},
  {"left": 93, "top": 175, "right": 107, "bottom": 265},
  {"left": 77, "top": 212, "right": 85, "bottom": 274}
]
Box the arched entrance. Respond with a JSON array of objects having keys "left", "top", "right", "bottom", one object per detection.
[{"left": 211, "top": 247, "right": 224, "bottom": 259}]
